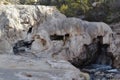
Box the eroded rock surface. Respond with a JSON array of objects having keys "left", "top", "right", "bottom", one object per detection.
[
  {"left": 0, "top": 5, "right": 118, "bottom": 80},
  {"left": 0, "top": 54, "right": 88, "bottom": 80},
  {"left": 110, "top": 23, "right": 120, "bottom": 68},
  {"left": 0, "top": 5, "right": 113, "bottom": 60}
]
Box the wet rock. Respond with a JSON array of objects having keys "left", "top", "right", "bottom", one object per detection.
[
  {"left": 81, "top": 64, "right": 120, "bottom": 80},
  {"left": 13, "top": 40, "right": 34, "bottom": 55}
]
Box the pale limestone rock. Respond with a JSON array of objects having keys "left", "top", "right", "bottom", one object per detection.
[
  {"left": 0, "top": 5, "right": 65, "bottom": 54},
  {"left": 0, "top": 39, "right": 12, "bottom": 54},
  {"left": 0, "top": 5, "right": 89, "bottom": 80},
  {"left": 0, "top": 5, "right": 117, "bottom": 79},
  {"left": 82, "top": 21, "right": 113, "bottom": 44},
  {"left": 0, "top": 54, "right": 89, "bottom": 80},
  {"left": 32, "top": 17, "right": 113, "bottom": 61},
  {"left": 110, "top": 23, "right": 120, "bottom": 68},
  {"left": 0, "top": 5, "right": 114, "bottom": 63}
]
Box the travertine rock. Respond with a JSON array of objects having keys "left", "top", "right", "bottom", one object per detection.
[
  {"left": 0, "top": 5, "right": 65, "bottom": 54},
  {"left": 0, "top": 54, "right": 89, "bottom": 80},
  {"left": 0, "top": 5, "right": 114, "bottom": 63},
  {"left": 110, "top": 23, "right": 120, "bottom": 68},
  {"left": 0, "top": 5, "right": 90, "bottom": 80},
  {"left": 0, "top": 5, "right": 117, "bottom": 80}
]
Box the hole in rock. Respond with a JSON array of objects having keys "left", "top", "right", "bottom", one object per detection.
[
  {"left": 27, "top": 27, "right": 33, "bottom": 34},
  {"left": 50, "top": 34, "right": 64, "bottom": 40},
  {"left": 41, "top": 38, "right": 47, "bottom": 46},
  {"left": 13, "top": 40, "right": 34, "bottom": 55},
  {"left": 69, "top": 36, "right": 120, "bottom": 80},
  {"left": 50, "top": 34, "right": 69, "bottom": 41}
]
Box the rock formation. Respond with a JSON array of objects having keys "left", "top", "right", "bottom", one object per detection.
[
  {"left": 0, "top": 5, "right": 118, "bottom": 80},
  {"left": 110, "top": 23, "right": 120, "bottom": 68}
]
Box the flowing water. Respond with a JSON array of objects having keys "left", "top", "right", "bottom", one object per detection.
[{"left": 82, "top": 64, "right": 120, "bottom": 80}]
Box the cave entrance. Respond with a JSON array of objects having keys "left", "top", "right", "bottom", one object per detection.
[
  {"left": 70, "top": 36, "right": 114, "bottom": 68},
  {"left": 69, "top": 36, "right": 119, "bottom": 80},
  {"left": 90, "top": 36, "right": 113, "bottom": 66}
]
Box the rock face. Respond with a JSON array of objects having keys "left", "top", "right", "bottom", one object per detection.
[
  {"left": 110, "top": 23, "right": 120, "bottom": 68},
  {"left": 0, "top": 54, "right": 88, "bottom": 80},
  {"left": 0, "top": 5, "right": 114, "bottom": 63},
  {"left": 0, "top": 5, "right": 117, "bottom": 80}
]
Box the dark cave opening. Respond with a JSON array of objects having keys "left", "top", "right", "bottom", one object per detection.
[
  {"left": 27, "top": 27, "right": 33, "bottom": 34},
  {"left": 69, "top": 36, "right": 114, "bottom": 68},
  {"left": 50, "top": 34, "right": 64, "bottom": 40},
  {"left": 50, "top": 34, "right": 69, "bottom": 41},
  {"left": 68, "top": 36, "right": 119, "bottom": 80}
]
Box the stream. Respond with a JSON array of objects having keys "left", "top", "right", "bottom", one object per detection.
[
  {"left": 72, "top": 36, "right": 120, "bottom": 80},
  {"left": 81, "top": 64, "right": 120, "bottom": 80}
]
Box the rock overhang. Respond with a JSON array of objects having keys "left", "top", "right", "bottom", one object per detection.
[{"left": 0, "top": 5, "right": 115, "bottom": 67}]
